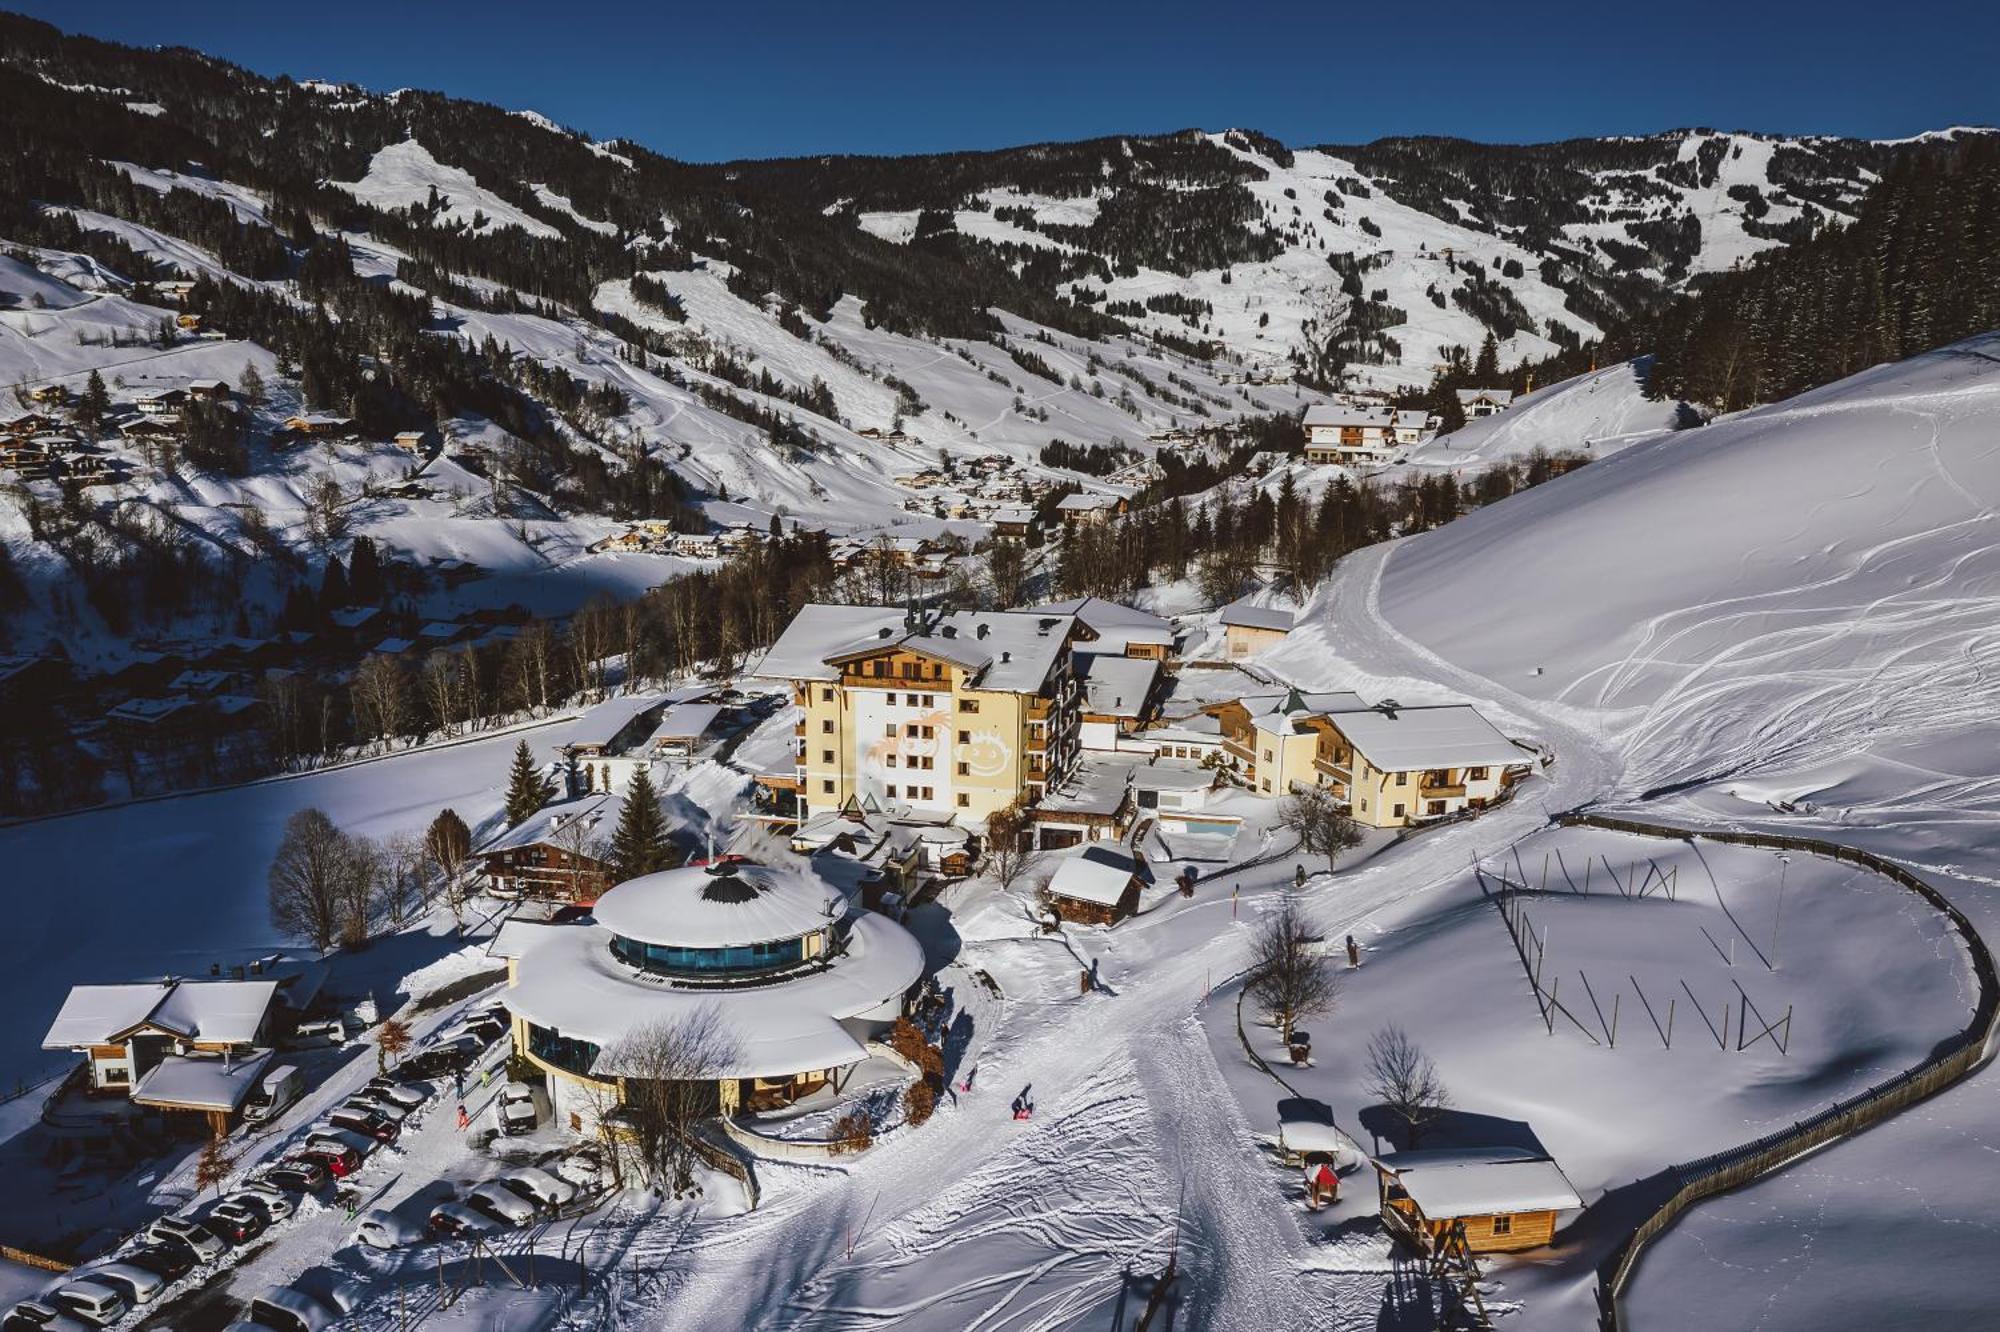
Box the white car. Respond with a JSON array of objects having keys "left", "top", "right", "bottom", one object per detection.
[
  {"left": 306, "top": 1124, "right": 378, "bottom": 1160},
  {"left": 496, "top": 1165, "right": 578, "bottom": 1210},
  {"left": 144, "top": 1214, "right": 227, "bottom": 1261},
  {"left": 242, "top": 1287, "right": 337, "bottom": 1332},
  {"left": 352, "top": 1208, "right": 425, "bottom": 1250},
  {"left": 66, "top": 1261, "right": 164, "bottom": 1307},
  {"left": 4, "top": 1302, "right": 91, "bottom": 1332},
  {"left": 47, "top": 1281, "right": 125, "bottom": 1329},
  {"left": 344, "top": 1093, "right": 408, "bottom": 1123},
  {"left": 364, "top": 1079, "right": 427, "bottom": 1110},
  {"left": 465, "top": 1182, "right": 537, "bottom": 1227},
  {"left": 228, "top": 1183, "right": 296, "bottom": 1221},
  {"left": 497, "top": 1082, "right": 538, "bottom": 1136}
]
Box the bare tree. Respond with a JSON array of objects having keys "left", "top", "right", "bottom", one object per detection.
[
  {"left": 1247, "top": 898, "right": 1340, "bottom": 1043},
  {"left": 377, "top": 831, "right": 427, "bottom": 927},
  {"left": 302, "top": 473, "right": 350, "bottom": 548},
  {"left": 375, "top": 1017, "right": 413, "bottom": 1073},
  {"left": 352, "top": 653, "right": 410, "bottom": 747},
  {"left": 195, "top": 1135, "right": 234, "bottom": 1196},
  {"left": 268, "top": 807, "right": 372, "bottom": 952},
  {"left": 1279, "top": 785, "right": 1363, "bottom": 872},
  {"left": 984, "top": 801, "right": 1033, "bottom": 887},
  {"left": 421, "top": 651, "right": 461, "bottom": 739},
  {"left": 602, "top": 1008, "right": 738, "bottom": 1195},
  {"left": 1365, "top": 1026, "right": 1451, "bottom": 1147},
  {"left": 425, "top": 809, "right": 474, "bottom": 926},
  {"left": 338, "top": 834, "right": 384, "bottom": 948},
  {"left": 986, "top": 539, "right": 1029, "bottom": 609}
]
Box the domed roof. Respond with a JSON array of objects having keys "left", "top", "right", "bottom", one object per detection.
[{"left": 593, "top": 860, "right": 846, "bottom": 949}]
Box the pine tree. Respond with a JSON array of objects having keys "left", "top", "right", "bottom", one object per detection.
[
  {"left": 1473, "top": 332, "right": 1500, "bottom": 383},
  {"left": 347, "top": 536, "right": 383, "bottom": 605},
  {"left": 238, "top": 362, "right": 266, "bottom": 409},
  {"left": 317, "top": 557, "right": 350, "bottom": 611},
  {"left": 610, "top": 765, "right": 671, "bottom": 881},
  {"left": 77, "top": 370, "right": 111, "bottom": 433},
  {"left": 504, "top": 739, "right": 553, "bottom": 825}
]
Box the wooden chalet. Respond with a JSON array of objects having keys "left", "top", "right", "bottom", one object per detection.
[
  {"left": 473, "top": 793, "right": 622, "bottom": 904},
  {"left": 1374, "top": 1147, "right": 1582, "bottom": 1255},
  {"left": 1043, "top": 845, "right": 1145, "bottom": 926}
]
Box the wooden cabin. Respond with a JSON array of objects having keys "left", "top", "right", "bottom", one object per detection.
[
  {"left": 1374, "top": 1147, "right": 1582, "bottom": 1255},
  {"left": 1042, "top": 845, "right": 1143, "bottom": 926}
]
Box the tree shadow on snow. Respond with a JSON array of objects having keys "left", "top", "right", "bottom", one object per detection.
[{"left": 1355, "top": 1106, "right": 1545, "bottom": 1157}]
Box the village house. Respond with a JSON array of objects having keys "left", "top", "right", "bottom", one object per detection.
[
  {"left": 152, "top": 279, "right": 197, "bottom": 304},
  {"left": 989, "top": 507, "right": 1038, "bottom": 540},
  {"left": 1128, "top": 761, "right": 1233, "bottom": 836},
  {"left": 1038, "top": 596, "right": 1176, "bottom": 662},
  {"left": 1308, "top": 702, "right": 1533, "bottom": 827},
  {"left": 501, "top": 858, "right": 924, "bottom": 1131},
  {"left": 473, "top": 792, "right": 624, "bottom": 904},
  {"left": 1211, "top": 688, "right": 1370, "bottom": 795},
  {"left": 40, "top": 961, "right": 322, "bottom": 1135},
  {"left": 282, "top": 413, "right": 357, "bottom": 440},
  {"left": 1056, "top": 491, "right": 1128, "bottom": 529},
  {"left": 1392, "top": 408, "right": 1434, "bottom": 444},
  {"left": 1302, "top": 403, "right": 1400, "bottom": 465},
  {"left": 27, "top": 384, "right": 68, "bottom": 406},
  {"left": 756, "top": 603, "right": 1085, "bottom": 825},
  {"left": 118, "top": 415, "right": 184, "bottom": 448},
  {"left": 1457, "top": 388, "right": 1515, "bottom": 418},
  {"left": 1043, "top": 844, "right": 1146, "bottom": 926},
  {"left": 1031, "top": 756, "right": 1138, "bottom": 849},
  {"left": 1220, "top": 600, "right": 1296, "bottom": 659},
  {"left": 391, "top": 429, "right": 428, "bottom": 454},
  {"left": 186, "top": 378, "right": 230, "bottom": 402},
  {"left": 1075, "top": 653, "right": 1163, "bottom": 751},
  {"left": 136, "top": 388, "right": 187, "bottom": 416},
  {"left": 559, "top": 694, "right": 671, "bottom": 793},
  {"left": 1375, "top": 1147, "right": 1582, "bottom": 1254}
]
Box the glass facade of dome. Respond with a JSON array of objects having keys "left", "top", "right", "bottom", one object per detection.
[{"left": 609, "top": 932, "right": 813, "bottom": 979}]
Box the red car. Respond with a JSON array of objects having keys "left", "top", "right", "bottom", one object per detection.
[{"left": 296, "top": 1146, "right": 357, "bottom": 1178}]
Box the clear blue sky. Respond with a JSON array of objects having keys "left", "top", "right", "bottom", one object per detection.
[{"left": 17, "top": 1, "right": 1997, "bottom": 162}]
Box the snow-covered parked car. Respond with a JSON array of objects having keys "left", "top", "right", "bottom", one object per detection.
[
  {"left": 67, "top": 1260, "right": 164, "bottom": 1308},
  {"left": 2, "top": 1300, "right": 91, "bottom": 1332},
  {"left": 427, "top": 1203, "right": 498, "bottom": 1239},
  {"left": 343, "top": 1092, "right": 408, "bottom": 1122},
  {"left": 496, "top": 1165, "right": 578, "bottom": 1210},
  {"left": 306, "top": 1124, "right": 378, "bottom": 1161},
  {"left": 239, "top": 1286, "right": 340, "bottom": 1332},
  {"left": 205, "top": 1198, "right": 269, "bottom": 1245},
  {"left": 144, "top": 1213, "right": 227, "bottom": 1261},
  {"left": 352, "top": 1208, "right": 425, "bottom": 1250},
  {"left": 45, "top": 1281, "right": 125, "bottom": 1329},
  {"left": 497, "top": 1081, "right": 538, "bottom": 1136},
  {"left": 228, "top": 1182, "right": 295, "bottom": 1222},
  {"left": 364, "top": 1076, "right": 428, "bottom": 1110},
  {"left": 553, "top": 1147, "right": 608, "bottom": 1191},
  {"left": 465, "top": 1182, "right": 536, "bottom": 1228}
]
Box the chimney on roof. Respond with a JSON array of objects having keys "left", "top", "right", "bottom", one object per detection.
[
  {"left": 878, "top": 626, "right": 893, "bottom": 639},
  {"left": 1001, "top": 650, "right": 1011, "bottom": 663},
  {"left": 976, "top": 623, "right": 989, "bottom": 640}
]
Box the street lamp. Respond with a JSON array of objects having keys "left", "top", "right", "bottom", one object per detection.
[{"left": 1773, "top": 854, "right": 1791, "bottom": 969}]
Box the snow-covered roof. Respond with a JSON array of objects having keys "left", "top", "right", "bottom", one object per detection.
[
  {"left": 503, "top": 913, "right": 924, "bottom": 1079},
  {"left": 1035, "top": 597, "right": 1174, "bottom": 650},
  {"left": 42, "top": 979, "right": 276, "bottom": 1047},
  {"left": 1277, "top": 1097, "right": 1349, "bottom": 1154},
  {"left": 593, "top": 861, "right": 845, "bottom": 949},
  {"left": 564, "top": 695, "right": 667, "bottom": 750},
  {"left": 130, "top": 1051, "right": 273, "bottom": 1113},
  {"left": 756, "top": 604, "right": 1077, "bottom": 694},
  {"left": 42, "top": 982, "right": 172, "bottom": 1048},
  {"left": 1456, "top": 388, "right": 1515, "bottom": 406},
  {"left": 1038, "top": 757, "right": 1137, "bottom": 817},
  {"left": 1057, "top": 491, "right": 1120, "bottom": 512},
  {"left": 1079, "top": 654, "right": 1159, "bottom": 719},
  {"left": 1303, "top": 403, "right": 1394, "bottom": 428},
  {"left": 1375, "top": 1147, "right": 1582, "bottom": 1218},
  {"left": 1046, "top": 846, "right": 1141, "bottom": 906},
  {"left": 1220, "top": 600, "right": 1295, "bottom": 632},
  {"left": 327, "top": 607, "right": 379, "bottom": 630},
  {"left": 478, "top": 792, "right": 619, "bottom": 856},
  {"left": 1393, "top": 409, "right": 1431, "bottom": 429},
  {"left": 1329, "top": 704, "right": 1527, "bottom": 773},
  {"left": 488, "top": 919, "right": 571, "bottom": 961},
  {"left": 1130, "top": 762, "right": 1215, "bottom": 793},
  {"left": 651, "top": 702, "right": 723, "bottom": 742}
]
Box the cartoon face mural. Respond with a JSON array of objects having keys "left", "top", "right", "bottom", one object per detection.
[{"left": 957, "top": 731, "right": 1011, "bottom": 779}]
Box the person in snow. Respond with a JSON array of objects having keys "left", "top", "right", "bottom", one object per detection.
[
  {"left": 1304, "top": 1158, "right": 1338, "bottom": 1209},
  {"left": 480, "top": 1068, "right": 491, "bottom": 1088},
  {"left": 1346, "top": 934, "right": 1360, "bottom": 968},
  {"left": 960, "top": 1065, "right": 977, "bottom": 1094},
  {"left": 456, "top": 1103, "right": 470, "bottom": 1131},
  {"left": 454, "top": 1069, "right": 464, "bottom": 1096},
  {"left": 1295, "top": 864, "right": 1307, "bottom": 888}
]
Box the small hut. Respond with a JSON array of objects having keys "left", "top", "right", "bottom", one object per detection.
[
  {"left": 1374, "top": 1146, "right": 1582, "bottom": 1254},
  {"left": 1043, "top": 846, "right": 1142, "bottom": 926}
]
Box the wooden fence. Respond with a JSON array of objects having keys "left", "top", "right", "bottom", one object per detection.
[{"left": 1558, "top": 813, "right": 2000, "bottom": 1330}]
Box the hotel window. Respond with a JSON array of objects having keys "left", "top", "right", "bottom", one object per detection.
[
  {"left": 959, "top": 699, "right": 979, "bottom": 713},
  {"left": 886, "top": 692, "right": 898, "bottom": 705},
  {"left": 957, "top": 793, "right": 970, "bottom": 807},
  {"left": 957, "top": 762, "right": 969, "bottom": 776},
  {"left": 821, "top": 750, "right": 833, "bottom": 764},
  {"left": 1393, "top": 803, "right": 1406, "bottom": 819},
  {"left": 1468, "top": 766, "right": 1489, "bottom": 781},
  {"left": 1490, "top": 1215, "right": 1513, "bottom": 1236},
  {"left": 958, "top": 730, "right": 970, "bottom": 744},
  {"left": 1395, "top": 772, "right": 1408, "bottom": 785},
  {"left": 920, "top": 725, "right": 933, "bottom": 738},
  {"left": 885, "top": 724, "right": 898, "bottom": 738},
  {"left": 822, "top": 719, "right": 834, "bottom": 734},
  {"left": 820, "top": 688, "right": 834, "bottom": 702},
  {"left": 922, "top": 786, "right": 934, "bottom": 800},
  {"left": 886, "top": 755, "right": 897, "bottom": 767},
  {"left": 821, "top": 780, "right": 834, "bottom": 793}
]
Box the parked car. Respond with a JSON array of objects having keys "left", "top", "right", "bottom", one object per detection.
[
  {"left": 427, "top": 1203, "right": 498, "bottom": 1239},
  {"left": 295, "top": 1145, "right": 357, "bottom": 1179},
  {"left": 496, "top": 1165, "right": 578, "bottom": 1210},
  {"left": 305, "top": 1126, "right": 377, "bottom": 1161},
  {"left": 116, "top": 1244, "right": 195, "bottom": 1283},
  {"left": 344, "top": 1092, "right": 408, "bottom": 1122},
  {"left": 441, "top": 1014, "right": 506, "bottom": 1047},
  {"left": 45, "top": 1284, "right": 125, "bottom": 1330},
  {"left": 260, "top": 1157, "right": 328, "bottom": 1191},
  {"left": 241, "top": 1287, "right": 338, "bottom": 1332},
  {"left": 553, "top": 1147, "right": 608, "bottom": 1191},
  {"left": 327, "top": 1105, "right": 398, "bottom": 1143},
  {"left": 2, "top": 1301, "right": 90, "bottom": 1332},
  {"left": 288, "top": 1017, "right": 348, "bottom": 1048},
  {"left": 352, "top": 1208, "right": 425, "bottom": 1250},
  {"left": 144, "top": 1214, "right": 226, "bottom": 1261},
  {"left": 497, "top": 1081, "right": 538, "bottom": 1136},
  {"left": 464, "top": 1182, "right": 536, "bottom": 1228},
  {"left": 66, "top": 1261, "right": 163, "bottom": 1308},
  {"left": 242, "top": 1065, "right": 305, "bottom": 1125},
  {"left": 205, "top": 1199, "right": 269, "bottom": 1245},
  {"left": 364, "top": 1076, "right": 428, "bottom": 1110},
  {"left": 228, "top": 1183, "right": 295, "bottom": 1222}
]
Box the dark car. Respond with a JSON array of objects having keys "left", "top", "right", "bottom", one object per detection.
[
  {"left": 205, "top": 1198, "right": 269, "bottom": 1244},
  {"left": 262, "top": 1158, "right": 328, "bottom": 1191},
  {"left": 120, "top": 1244, "right": 196, "bottom": 1282},
  {"left": 400, "top": 1042, "right": 476, "bottom": 1080},
  {"left": 328, "top": 1106, "right": 399, "bottom": 1143}
]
